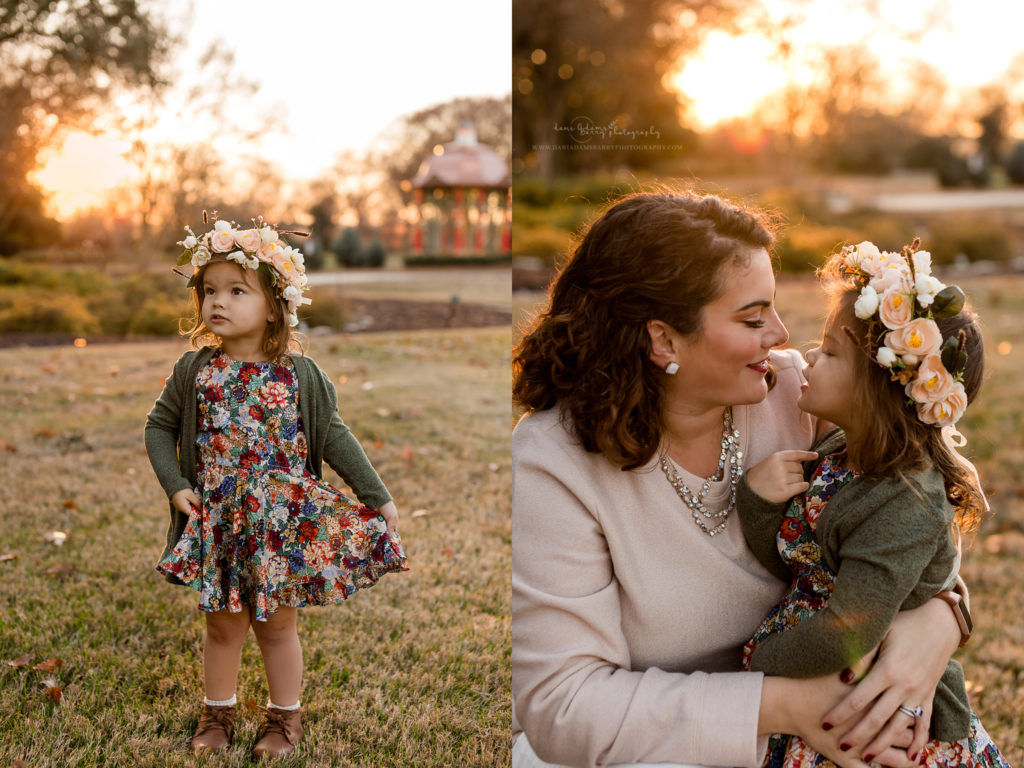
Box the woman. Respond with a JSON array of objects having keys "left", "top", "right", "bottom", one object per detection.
[{"left": 511, "top": 191, "right": 969, "bottom": 768}]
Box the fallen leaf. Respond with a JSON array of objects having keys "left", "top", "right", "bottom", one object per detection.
[
  {"left": 0, "top": 553, "right": 16, "bottom": 562},
  {"left": 2, "top": 441, "right": 16, "bottom": 453},
  {"left": 246, "top": 698, "right": 258, "bottom": 712},
  {"left": 337, "top": 375, "right": 348, "bottom": 385},
  {"left": 62, "top": 499, "right": 78, "bottom": 510},
  {"left": 373, "top": 440, "right": 383, "bottom": 450},
  {"left": 34, "top": 428, "right": 54, "bottom": 438},
  {"left": 43, "top": 531, "right": 68, "bottom": 546},
  {"left": 108, "top": 364, "right": 120, "bottom": 376},
  {"left": 441, "top": 547, "right": 454, "bottom": 558},
  {"left": 40, "top": 678, "right": 62, "bottom": 702},
  {"left": 7, "top": 653, "right": 34, "bottom": 668},
  {"left": 44, "top": 562, "right": 75, "bottom": 578},
  {"left": 13, "top": 760, "right": 28, "bottom": 767},
  {"left": 401, "top": 444, "right": 414, "bottom": 463},
  {"left": 33, "top": 658, "right": 63, "bottom": 672},
  {"left": 410, "top": 509, "right": 429, "bottom": 519},
  {"left": 41, "top": 364, "right": 57, "bottom": 375}
]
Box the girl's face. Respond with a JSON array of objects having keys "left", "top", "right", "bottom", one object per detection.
[
  {"left": 798, "top": 318, "right": 860, "bottom": 431},
  {"left": 200, "top": 261, "right": 273, "bottom": 356},
  {"left": 655, "top": 247, "right": 789, "bottom": 412}
]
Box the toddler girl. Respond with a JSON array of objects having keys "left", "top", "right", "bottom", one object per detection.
[
  {"left": 737, "top": 241, "right": 1008, "bottom": 767},
  {"left": 145, "top": 214, "right": 407, "bottom": 759}
]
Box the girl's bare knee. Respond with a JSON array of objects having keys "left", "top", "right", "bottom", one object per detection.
[
  {"left": 252, "top": 608, "right": 298, "bottom": 647},
  {"left": 205, "top": 609, "right": 251, "bottom": 646}
]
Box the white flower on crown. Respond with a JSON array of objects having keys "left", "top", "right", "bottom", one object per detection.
[
  {"left": 854, "top": 285, "right": 879, "bottom": 319},
  {"left": 876, "top": 346, "right": 897, "bottom": 367},
  {"left": 914, "top": 273, "right": 945, "bottom": 307},
  {"left": 287, "top": 312, "right": 299, "bottom": 327},
  {"left": 179, "top": 235, "right": 198, "bottom": 249},
  {"left": 260, "top": 225, "right": 279, "bottom": 245},
  {"left": 282, "top": 285, "right": 300, "bottom": 300},
  {"left": 912, "top": 250, "right": 933, "bottom": 276},
  {"left": 845, "top": 241, "right": 881, "bottom": 271},
  {"left": 191, "top": 245, "right": 212, "bottom": 267}
]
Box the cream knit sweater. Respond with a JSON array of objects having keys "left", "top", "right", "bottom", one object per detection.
[{"left": 512, "top": 348, "right": 816, "bottom": 768}]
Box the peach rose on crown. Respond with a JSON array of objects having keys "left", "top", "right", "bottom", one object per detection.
[
  {"left": 840, "top": 239, "right": 969, "bottom": 427},
  {"left": 176, "top": 213, "right": 311, "bottom": 328}
]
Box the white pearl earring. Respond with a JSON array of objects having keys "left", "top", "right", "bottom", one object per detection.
[{"left": 664, "top": 362, "right": 679, "bottom": 375}]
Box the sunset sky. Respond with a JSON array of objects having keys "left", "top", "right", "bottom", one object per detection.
[
  {"left": 34, "top": 0, "right": 512, "bottom": 218},
  {"left": 674, "top": 0, "right": 1024, "bottom": 127}
]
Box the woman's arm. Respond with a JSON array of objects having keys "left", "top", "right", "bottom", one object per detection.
[{"left": 513, "top": 419, "right": 767, "bottom": 768}]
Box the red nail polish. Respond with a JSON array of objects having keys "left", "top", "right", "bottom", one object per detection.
[
  {"left": 919, "top": 753, "right": 927, "bottom": 765},
  {"left": 864, "top": 755, "right": 874, "bottom": 763},
  {"left": 909, "top": 752, "right": 918, "bottom": 761},
  {"left": 822, "top": 722, "right": 833, "bottom": 731},
  {"left": 840, "top": 669, "right": 855, "bottom": 684},
  {"left": 840, "top": 744, "right": 851, "bottom": 752}
]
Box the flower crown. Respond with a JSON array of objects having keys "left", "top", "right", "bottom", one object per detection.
[
  {"left": 837, "top": 239, "right": 969, "bottom": 427},
  {"left": 175, "top": 213, "right": 311, "bottom": 328}
]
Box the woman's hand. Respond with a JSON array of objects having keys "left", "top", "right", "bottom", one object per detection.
[
  {"left": 377, "top": 501, "right": 399, "bottom": 537},
  {"left": 762, "top": 675, "right": 917, "bottom": 768},
  {"left": 170, "top": 487, "right": 201, "bottom": 516},
  {"left": 745, "top": 450, "right": 818, "bottom": 503},
  {"left": 824, "top": 598, "right": 959, "bottom": 762}
]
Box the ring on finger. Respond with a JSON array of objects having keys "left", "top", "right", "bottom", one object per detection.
[{"left": 897, "top": 704, "right": 925, "bottom": 719}]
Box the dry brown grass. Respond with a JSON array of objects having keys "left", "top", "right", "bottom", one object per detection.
[
  {"left": 515, "top": 272, "right": 1024, "bottom": 762},
  {"left": 0, "top": 326, "right": 511, "bottom": 767}
]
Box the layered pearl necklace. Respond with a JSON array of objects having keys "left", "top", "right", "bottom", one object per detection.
[{"left": 659, "top": 407, "right": 743, "bottom": 537}]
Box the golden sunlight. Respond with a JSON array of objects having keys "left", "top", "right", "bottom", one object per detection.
[
  {"left": 670, "top": 31, "right": 788, "bottom": 128},
  {"left": 31, "top": 131, "right": 137, "bottom": 219}
]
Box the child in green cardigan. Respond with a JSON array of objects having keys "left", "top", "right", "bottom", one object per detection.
[
  {"left": 737, "top": 240, "right": 1008, "bottom": 767},
  {"left": 144, "top": 215, "right": 407, "bottom": 759}
]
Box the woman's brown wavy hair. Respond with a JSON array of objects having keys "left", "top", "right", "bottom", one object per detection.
[
  {"left": 822, "top": 266, "right": 986, "bottom": 532},
  {"left": 513, "top": 191, "right": 777, "bottom": 470},
  {"left": 181, "top": 257, "right": 306, "bottom": 359}
]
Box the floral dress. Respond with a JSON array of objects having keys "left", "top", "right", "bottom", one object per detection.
[
  {"left": 157, "top": 350, "right": 407, "bottom": 621},
  {"left": 743, "top": 451, "right": 1008, "bottom": 768}
]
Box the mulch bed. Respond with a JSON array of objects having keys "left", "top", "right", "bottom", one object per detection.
[{"left": 0, "top": 297, "right": 511, "bottom": 348}]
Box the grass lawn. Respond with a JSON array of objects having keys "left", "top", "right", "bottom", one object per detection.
[
  {"left": 0, "top": 326, "right": 511, "bottom": 767},
  {"left": 516, "top": 272, "right": 1024, "bottom": 762}
]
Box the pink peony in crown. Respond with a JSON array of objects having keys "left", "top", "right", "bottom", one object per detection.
[
  {"left": 176, "top": 213, "right": 311, "bottom": 328},
  {"left": 837, "top": 238, "right": 969, "bottom": 427}
]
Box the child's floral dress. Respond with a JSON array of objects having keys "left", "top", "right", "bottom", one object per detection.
[
  {"left": 743, "top": 451, "right": 1008, "bottom": 768},
  {"left": 157, "top": 350, "right": 407, "bottom": 621}
]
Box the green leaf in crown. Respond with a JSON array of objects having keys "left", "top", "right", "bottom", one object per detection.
[{"left": 931, "top": 286, "right": 965, "bottom": 318}]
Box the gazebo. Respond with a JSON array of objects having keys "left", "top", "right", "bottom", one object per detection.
[{"left": 409, "top": 120, "right": 510, "bottom": 256}]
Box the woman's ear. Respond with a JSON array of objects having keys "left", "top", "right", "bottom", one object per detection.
[{"left": 646, "top": 320, "right": 677, "bottom": 369}]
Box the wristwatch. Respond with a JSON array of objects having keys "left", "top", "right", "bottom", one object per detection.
[{"left": 936, "top": 590, "right": 973, "bottom": 647}]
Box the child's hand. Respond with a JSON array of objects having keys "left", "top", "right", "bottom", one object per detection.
[
  {"left": 745, "top": 450, "right": 818, "bottom": 503},
  {"left": 170, "top": 487, "right": 201, "bottom": 516},
  {"left": 377, "top": 501, "right": 399, "bottom": 537}
]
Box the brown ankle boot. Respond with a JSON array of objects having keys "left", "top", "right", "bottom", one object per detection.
[
  {"left": 252, "top": 705, "right": 303, "bottom": 759},
  {"left": 190, "top": 703, "right": 236, "bottom": 753}
]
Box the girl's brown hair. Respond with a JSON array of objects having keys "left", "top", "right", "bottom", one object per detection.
[
  {"left": 824, "top": 272, "right": 986, "bottom": 532},
  {"left": 513, "top": 191, "right": 777, "bottom": 470},
  {"left": 181, "top": 258, "right": 306, "bottom": 359}
]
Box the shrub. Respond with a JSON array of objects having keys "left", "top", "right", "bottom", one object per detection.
[
  {"left": 775, "top": 225, "right": 862, "bottom": 273},
  {"left": 511, "top": 224, "right": 573, "bottom": 262},
  {"left": 923, "top": 214, "right": 1017, "bottom": 265},
  {"left": 302, "top": 286, "right": 349, "bottom": 329},
  {"left": 0, "top": 293, "right": 99, "bottom": 334}
]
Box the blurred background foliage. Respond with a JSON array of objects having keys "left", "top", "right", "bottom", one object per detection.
[{"left": 512, "top": 0, "right": 1024, "bottom": 275}]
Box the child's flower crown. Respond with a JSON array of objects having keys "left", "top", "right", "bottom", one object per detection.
[
  {"left": 836, "top": 239, "right": 969, "bottom": 427},
  {"left": 174, "top": 213, "right": 311, "bottom": 328}
]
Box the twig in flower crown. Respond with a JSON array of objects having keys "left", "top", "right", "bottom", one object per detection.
[{"left": 842, "top": 325, "right": 880, "bottom": 365}]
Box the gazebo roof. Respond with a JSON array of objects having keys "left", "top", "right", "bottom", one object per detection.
[{"left": 411, "top": 120, "right": 510, "bottom": 190}]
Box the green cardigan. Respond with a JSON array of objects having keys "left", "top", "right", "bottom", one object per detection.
[
  {"left": 736, "top": 430, "right": 971, "bottom": 741},
  {"left": 145, "top": 347, "right": 392, "bottom": 571}
]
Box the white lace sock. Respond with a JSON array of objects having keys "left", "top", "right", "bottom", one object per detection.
[
  {"left": 204, "top": 695, "right": 237, "bottom": 707},
  {"left": 268, "top": 699, "right": 300, "bottom": 711}
]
